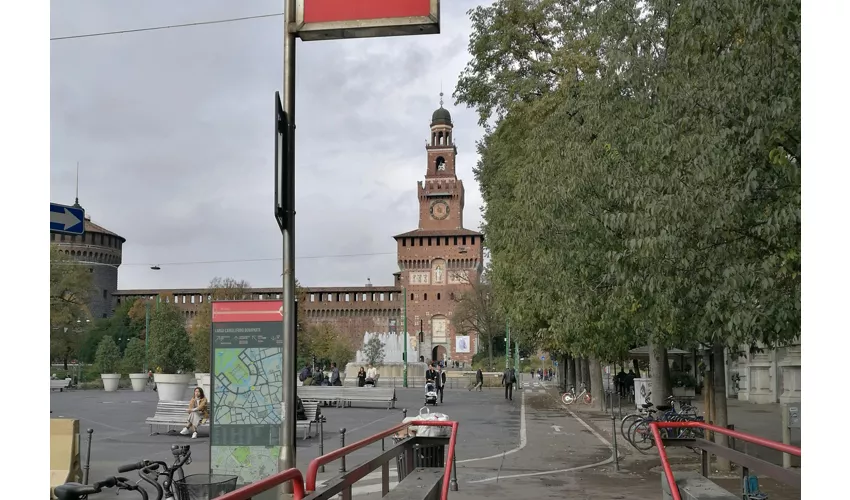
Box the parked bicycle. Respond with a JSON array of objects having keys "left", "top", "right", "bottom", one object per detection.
[
  {"left": 54, "top": 475, "right": 153, "bottom": 500},
  {"left": 561, "top": 383, "right": 592, "bottom": 405},
  {"left": 623, "top": 395, "right": 705, "bottom": 453},
  {"left": 117, "top": 444, "right": 193, "bottom": 500}
]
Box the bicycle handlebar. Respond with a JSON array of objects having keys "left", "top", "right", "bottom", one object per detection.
[{"left": 119, "top": 460, "right": 149, "bottom": 473}]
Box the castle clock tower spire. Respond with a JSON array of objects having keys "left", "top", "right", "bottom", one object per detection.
[{"left": 420, "top": 94, "right": 464, "bottom": 229}]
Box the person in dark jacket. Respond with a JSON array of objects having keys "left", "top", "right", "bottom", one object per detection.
[
  {"left": 502, "top": 367, "right": 516, "bottom": 400},
  {"left": 436, "top": 366, "right": 447, "bottom": 403}
]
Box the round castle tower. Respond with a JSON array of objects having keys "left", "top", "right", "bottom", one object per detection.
[{"left": 50, "top": 201, "right": 126, "bottom": 319}]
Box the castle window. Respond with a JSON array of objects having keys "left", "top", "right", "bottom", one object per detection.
[
  {"left": 389, "top": 293, "right": 394, "bottom": 301},
  {"left": 444, "top": 237, "right": 449, "bottom": 245},
  {"left": 462, "top": 236, "right": 467, "bottom": 245},
  {"left": 437, "top": 293, "right": 441, "bottom": 300},
  {"left": 380, "top": 293, "right": 385, "bottom": 301},
  {"left": 453, "top": 236, "right": 457, "bottom": 245},
  {"left": 410, "top": 293, "right": 414, "bottom": 301},
  {"left": 310, "top": 294, "right": 315, "bottom": 302},
  {"left": 60, "top": 234, "right": 65, "bottom": 242},
  {"left": 436, "top": 238, "right": 440, "bottom": 246},
  {"left": 424, "top": 293, "right": 428, "bottom": 301},
  {"left": 419, "top": 237, "right": 424, "bottom": 246},
  {"left": 71, "top": 234, "right": 77, "bottom": 242},
  {"left": 450, "top": 292, "right": 455, "bottom": 300},
  {"left": 345, "top": 293, "right": 350, "bottom": 302},
  {"left": 471, "top": 236, "right": 476, "bottom": 245},
  {"left": 428, "top": 238, "right": 432, "bottom": 246}
]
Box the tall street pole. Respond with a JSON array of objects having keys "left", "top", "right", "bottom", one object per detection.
[
  {"left": 402, "top": 287, "right": 408, "bottom": 388},
  {"left": 144, "top": 301, "right": 150, "bottom": 373},
  {"left": 505, "top": 323, "right": 511, "bottom": 370},
  {"left": 515, "top": 340, "right": 521, "bottom": 389},
  {"left": 279, "top": 0, "right": 298, "bottom": 491}
]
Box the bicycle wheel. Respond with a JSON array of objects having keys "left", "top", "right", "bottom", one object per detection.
[
  {"left": 631, "top": 420, "right": 657, "bottom": 453},
  {"left": 581, "top": 392, "right": 592, "bottom": 405},
  {"left": 620, "top": 414, "right": 643, "bottom": 442},
  {"left": 626, "top": 418, "right": 644, "bottom": 447},
  {"left": 562, "top": 392, "right": 575, "bottom": 405}
]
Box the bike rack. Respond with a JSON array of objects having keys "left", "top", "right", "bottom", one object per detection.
[{"left": 650, "top": 421, "right": 801, "bottom": 500}]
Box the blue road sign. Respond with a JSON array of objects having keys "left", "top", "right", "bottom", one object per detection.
[
  {"left": 50, "top": 203, "right": 85, "bottom": 235},
  {"left": 541, "top": 356, "right": 545, "bottom": 361},
  {"left": 554, "top": 361, "right": 559, "bottom": 367}
]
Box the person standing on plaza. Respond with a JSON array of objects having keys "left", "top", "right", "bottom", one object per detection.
[
  {"left": 330, "top": 362, "right": 342, "bottom": 386},
  {"left": 502, "top": 367, "right": 516, "bottom": 401}
]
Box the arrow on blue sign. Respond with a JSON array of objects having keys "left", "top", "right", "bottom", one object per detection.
[{"left": 50, "top": 203, "right": 85, "bottom": 235}]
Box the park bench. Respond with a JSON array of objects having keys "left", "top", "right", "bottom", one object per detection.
[
  {"left": 50, "top": 379, "right": 72, "bottom": 392},
  {"left": 339, "top": 387, "right": 397, "bottom": 410},
  {"left": 299, "top": 387, "right": 345, "bottom": 408},
  {"left": 146, "top": 400, "right": 322, "bottom": 440},
  {"left": 146, "top": 401, "right": 211, "bottom": 436}
]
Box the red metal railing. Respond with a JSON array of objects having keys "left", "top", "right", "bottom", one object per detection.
[
  {"left": 649, "top": 421, "right": 802, "bottom": 500},
  {"left": 215, "top": 467, "right": 306, "bottom": 500},
  {"left": 305, "top": 419, "right": 460, "bottom": 500}
]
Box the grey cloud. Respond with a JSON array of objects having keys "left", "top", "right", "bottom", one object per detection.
[{"left": 52, "top": 0, "right": 488, "bottom": 291}]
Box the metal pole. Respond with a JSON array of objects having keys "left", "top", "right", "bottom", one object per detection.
[
  {"left": 144, "top": 302, "right": 150, "bottom": 373},
  {"left": 278, "top": 0, "right": 297, "bottom": 494},
  {"left": 339, "top": 428, "right": 347, "bottom": 473},
  {"left": 505, "top": 323, "right": 510, "bottom": 370},
  {"left": 82, "top": 428, "right": 94, "bottom": 484},
  {"left": 514, "top": 341, "right": 521, "bottom": 390},
  {"left": 403, "top": 286, "right": 408, "bottom": 388},
  {"left": 319, "top": 419, "right": 325, "bottom": 473}
]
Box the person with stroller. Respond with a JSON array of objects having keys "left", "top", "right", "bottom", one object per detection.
[{"left": 425, "top": 364, "right": 439, "bottom": 405}]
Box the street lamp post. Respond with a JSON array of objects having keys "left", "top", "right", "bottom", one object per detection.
[
  {"left": 403, "top": 287, "right": 408, "bottom": 388},
  {"left": 144, "top": 301, "right": 150, "bottom": 373}
]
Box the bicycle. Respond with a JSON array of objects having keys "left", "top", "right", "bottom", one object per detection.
[
  {"left": 118, "top": 444, "right": 192, "bottom": 500},
  {"left": 561, "top": 383, "right": 592, "bottom": 405},
  {"left": 54, "top": 475, "right": 152, "bottom": 500}
]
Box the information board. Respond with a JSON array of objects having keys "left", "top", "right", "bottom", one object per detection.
[{"left": 209, "top": 300, "right": 285, "bottom": 486}]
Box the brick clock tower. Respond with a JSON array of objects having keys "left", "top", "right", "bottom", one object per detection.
[{"left": 394, "top": 95, "right": 484, "bottom": 366}]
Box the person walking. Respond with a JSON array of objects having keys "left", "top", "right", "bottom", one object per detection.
[
  {"left": 329, "top": 362, "right": 342, "bottom": 386},
  {"left": 436, "top": 365, "right": 446, "bottom": 403},
  {"left": 502, "top": 367, "right": 516, "bottom": 401},
  {"left": 470, "top": 368, "right": 484, "bottom": 391}
]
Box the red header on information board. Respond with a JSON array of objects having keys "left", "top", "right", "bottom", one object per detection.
[
  {"left": 303, "top": 0, "right": 432, "bottom": 24},
  {"left": 212, "top": 300, "right": 285, "bottom": 323}
]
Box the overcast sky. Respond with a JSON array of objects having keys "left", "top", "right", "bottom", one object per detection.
[{"left": 50, "top": 0, "right": 488, "bottom": 290}]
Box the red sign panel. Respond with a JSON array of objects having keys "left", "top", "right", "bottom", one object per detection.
[
  {"left": 212, "top": 300, "right": 284, "bottom": 323},
  {"left": 296, "top": 0, "right": 440, "bottom": 41}
]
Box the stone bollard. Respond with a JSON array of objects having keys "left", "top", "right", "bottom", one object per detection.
[
  {"left": 402, "top": 408, "right": 408, "bottom": 420},
  {"left": 339, "top": 428, "right": 347, "bottom": 473}
]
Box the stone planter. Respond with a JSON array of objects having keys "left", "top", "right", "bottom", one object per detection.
[
  {"left": 672, "top": 386, "right": 696, "bottom": 398},
  {"left": 153, "top": 373, "right": 194, "bottom": 401},
  {"left": 101, "top": 374, "right": 120, "bottom": 392},
  {"left": 129, "top": 373, "right": 148, "bottom": 392}
]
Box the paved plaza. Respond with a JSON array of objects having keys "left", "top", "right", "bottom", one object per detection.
[{"left": 51, "top": 383, "right": 797, "bottom": 499}]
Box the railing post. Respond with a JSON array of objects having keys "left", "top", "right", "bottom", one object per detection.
[
  {"left": 727, "top": 424, "right": 735, "bottom": 451},
  {"left": 611, "top": 413, "right": 620, "bottom": 472},
  {"left": 700, "top": 448, "right": 709, "bottom": 477},
  {"left": 449, "top": 450, "right": 458, "bottom": 491},
  {"left": 82, "top": 428, "right": 93, "bottom": 485},
  {"left": 339, "top": 428, "right": 347, "bottom": 473},
  {"left": 318, "top": 419, "right": 325, "bottom": 473}
]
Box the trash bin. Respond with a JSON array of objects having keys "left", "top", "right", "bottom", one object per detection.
[
  {"left": 394, "top": 437, "right": 446, "bottom": 481},
  {"left": 173, "top": 474, "right": 238, "bottom": 500}
]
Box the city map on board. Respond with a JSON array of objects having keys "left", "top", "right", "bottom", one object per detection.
[
  {"left": 211, "top": 445, "right": 281, "bottom": 484},
  {"left": 213, "top": 348, "right": 283, "bottom": 425}
]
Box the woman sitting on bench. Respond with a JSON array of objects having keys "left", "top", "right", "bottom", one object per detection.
[{"left": 180, "top": 387, "right": 209, "bottom": 439}]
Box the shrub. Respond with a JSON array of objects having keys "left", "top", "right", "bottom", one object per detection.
[
  {"left": 148, "top": 303, "right": 194, "bottom": 373},
  {"left": 671, "top": 371, "right": 697, "bottom": 389},
  {"left": 94, "top": 337, "right": 121, "bottom": 374},
  {"left": 122, "top": 337, "right": 146, "bottom": 373}
]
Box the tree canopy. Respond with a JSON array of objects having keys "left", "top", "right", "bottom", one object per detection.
[
  {"left": 50, "top": 244, "right": 94, "bottom": 365},
  {"left": 455, "top": 0, "right": 800, "bottom": 363}
]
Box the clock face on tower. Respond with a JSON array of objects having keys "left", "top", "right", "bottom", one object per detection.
[{"left": 430, "top": 200, "right": 450, "bottom": 220}]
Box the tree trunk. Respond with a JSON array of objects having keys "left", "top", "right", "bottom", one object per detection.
[
  {"left": 567, "top": 355, "right": 577, "bottom": 390},
  {"left": 576, "top": 357, "right": 584, "bottom": 386},
  {"left": 488, "top": 334, "right": 494, "bottom": 370},
  {"left": 663, "top": 354, "right": 673, "bottom": 395},
  {"left": 713, "top": 344, "right": 731, "bottom": 471},
  {"left": 632, "top": 359, "right": 642, "bottom": 378},
  {"left": 648, "top": 336, "right": 671, "bottom": 407},
  {"left": 589, "top": 357, "right": 606, "bottom": 411},
  {"left": 582, "top": 357, "right": 592, "bottom": 392},
  {"left": 63, "top": 354, "right": 69, "bottom": 371}
]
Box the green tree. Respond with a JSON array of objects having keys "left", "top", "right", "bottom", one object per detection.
[
  {"left": 362, "top": 335, "right": 385, "bottom": 366},
  {"left": 148, "top": 301, "right": 193, "bottom": 373},
  {"left": 303, "top": 323, "right": 355, "bottom": 371},
  {"left": 450, "top": 270, "right": 505, "bottom": 370},
  {"left": 94, "top": 336, "right": 121, "bottom": 374},
  {"left": 122, "top": 337, "right": 147, "bottom": 374},
  {"left": 50, "top": 244, "right": 93, "bottom": 368},
  {"left": 455, "top": 0, "right": 800, "bottom": 422},
  {"left": 188, "top": 277, "right": 252, "bottom": 372}
]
